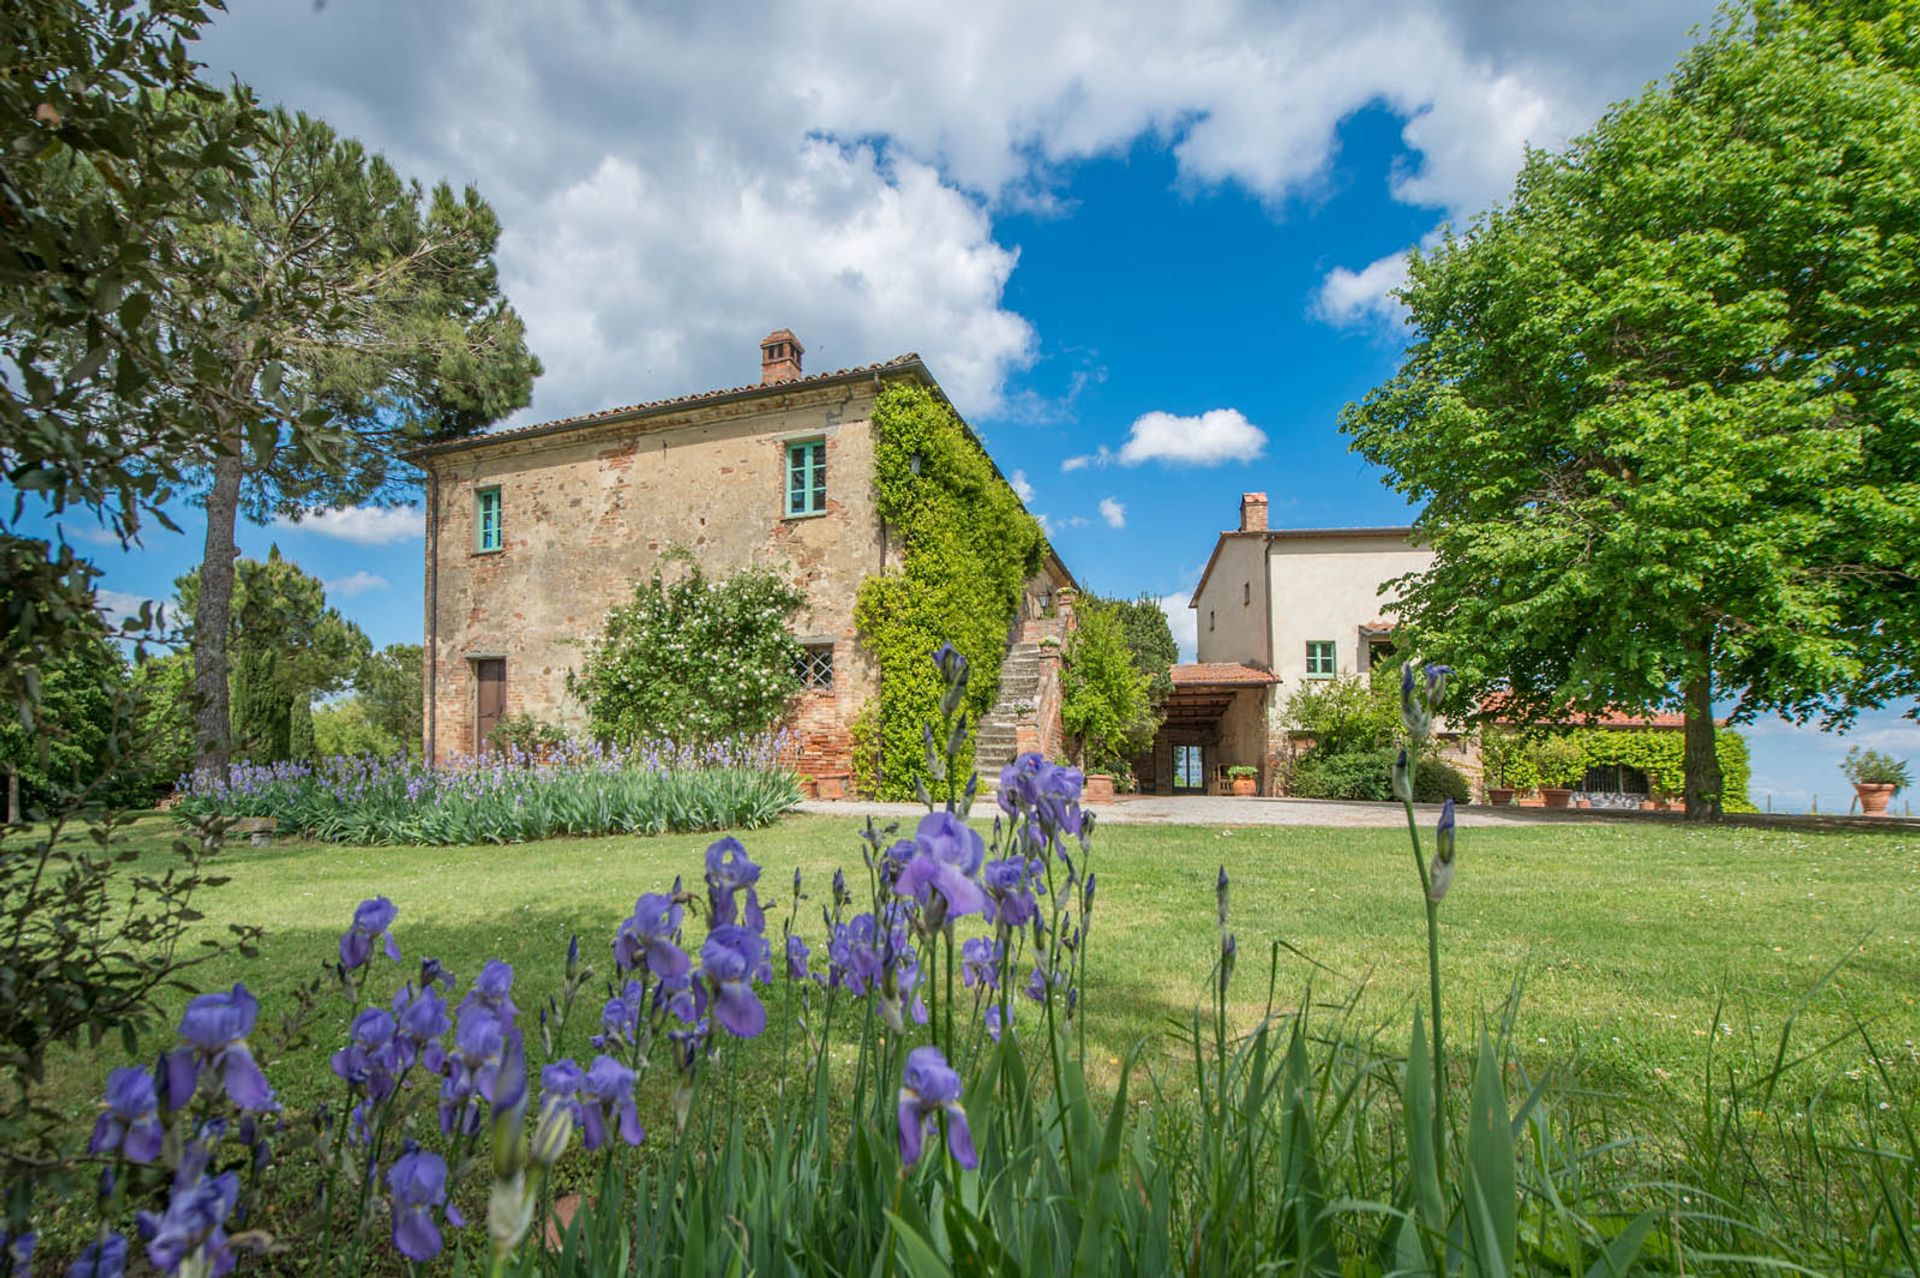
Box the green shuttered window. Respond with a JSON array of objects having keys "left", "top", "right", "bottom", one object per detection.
[
  {"left": 475, "top": 487, "right": 503, "bottom": 552},
  {"left": 786, "top": 440, "right": 826, "bottom": 517}
]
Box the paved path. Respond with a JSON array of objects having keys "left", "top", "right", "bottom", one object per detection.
[{"left": 794, "top": 794, "right": 1607, "bottom": 829}]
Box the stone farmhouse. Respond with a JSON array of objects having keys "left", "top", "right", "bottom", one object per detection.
[{"left": 407, "top": 331, "right": 1074, "bottom": 785}]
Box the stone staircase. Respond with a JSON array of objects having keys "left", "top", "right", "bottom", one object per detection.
[{"left": 972, "top": 640, "right": 1045, "bottom": 788}]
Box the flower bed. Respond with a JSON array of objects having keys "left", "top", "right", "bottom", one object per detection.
[{"left": 176, "top": 737, "right": 800, "bottom": 845}]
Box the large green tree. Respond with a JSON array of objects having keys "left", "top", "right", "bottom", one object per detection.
[
  {"left": 160, "top": 105, "right": 539, "bottom": 778},
  {"left": 1, "top": 1, "right": 269, "bottom": 728},
  {"left": 177, "top": 548, "right": 369, "bottom": 765},
  {"left": 356, "top": 642, "right": 425, "bottom": 757},
  {"left": 1341, "top": 2, "right": 1920, "bottom": 818}
]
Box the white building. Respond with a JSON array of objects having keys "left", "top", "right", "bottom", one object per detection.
[{"left": 1134, "top": 493, "right": 1437, "bottom": 796}]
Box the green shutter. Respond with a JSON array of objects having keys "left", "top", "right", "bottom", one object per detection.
[
  {"left": 476, "top": 488, "right": 502, "bottom": 551},
  {"left": 786, "top": 441, "right": 826, "bottom": 515}
]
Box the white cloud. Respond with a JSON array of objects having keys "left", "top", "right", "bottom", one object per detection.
[
  {"left": 192, "top": 0, "right": 1714, "bottom": 423},
  {"left": 1069, "top": 409, "right": 1266, "bottom": 471},
  {"left": 1314, "top": 251, "right": 1412, "bottom": 330},
  {"left": 324, "top": 571, "right": 390, "bottom": 599},
  {"left": 94, "top": 589, "right": 173, "bottom": 635},
  {"left": 1009, "top": 469, "right": 1035, "bottom": 503},
  {"left": 1098, "top": 497, "right": 1126, "bottom": 529},
  {"left": 276, "top": 505, "right": 424, "bottom": 546},
  {"left": 1156, "top": 593, "right": 1198, "bottom": 663}
]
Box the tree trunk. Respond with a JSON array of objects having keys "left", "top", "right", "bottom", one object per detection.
[
  {"left": 191, "top": 427, "right": 246, "bottom": 781},
  {"left": 5, "top": 767, "right": 17, "bottom": 825},
  {"left": 1681, "top": 657, "right": 1723, "bottom": 822}
]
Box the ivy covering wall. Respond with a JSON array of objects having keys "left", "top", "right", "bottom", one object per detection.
[
  {"left": 854, "top": 383, "right": 1047, "bottom": 799},
  {"left": 1496, "top": 727, "right": 1755, "bottom": 812}
]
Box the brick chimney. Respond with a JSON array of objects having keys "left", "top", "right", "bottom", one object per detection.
[
  {"left": 760, "top": 329, "right": 804, "bottom": 385},
  {"left": 1239, "top": 492, "right": 1269, "bottom": 533}
]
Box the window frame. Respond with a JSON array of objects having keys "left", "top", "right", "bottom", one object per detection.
[
  {"left": 1304, "top": 639, "right": 1337, "bottom": 678},
  {"left": 795, "top": 642, "right": 835, "bottom": 692},
  {"left": 785, "top": 438, "right": 827, "bottom": 519},
  {"left": 474, "top": 486, "right": 504, "bottom": 554}
]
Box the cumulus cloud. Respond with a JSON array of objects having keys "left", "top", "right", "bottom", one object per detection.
[
  {"left": 192, "top": 0, "right": 1714, "bottom": 421},
  {"left": 1314, "top": 251, "right": 1412, "bottom": 330},
  {"left": 1069, "top": 409, "right": 1266, "bottom": 470},
  {"left": 1009, "top": 469, "right": 1035, "bottom": 503},
  {"left": 324, "top": 571, "right": 390, "bottom": 599},
  {"left": 276, "top": 505, "right": 424, "bottom": 546},
  {"left": 1098, "top": 497, "right": 1126, "bottom": 529},
  {"left": 1156, "top": 593, "right": 1199, "bottom": 663}
]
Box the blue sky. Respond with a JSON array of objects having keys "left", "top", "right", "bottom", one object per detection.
[{"left": 26, "top": 0, "right": 1917, "bottom": 813}]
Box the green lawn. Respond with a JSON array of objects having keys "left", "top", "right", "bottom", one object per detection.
[{"left": 46, "top": 808, "right": 1920, "bottom": 1124}]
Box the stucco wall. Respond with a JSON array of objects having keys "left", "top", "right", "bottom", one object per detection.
[
  {"left": 420, "top": 380, "right": 890, "bottom": 766},
  {"left": 1267, "top": 534, "right": 1434, "bottom": 690},
  {"left": 1193, "top": 534, "right": 1270, "bottom": 666}
]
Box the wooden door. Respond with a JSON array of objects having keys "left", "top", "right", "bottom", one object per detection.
[{"left": 475, "top": 659, "right": 505, "bottom": 754}]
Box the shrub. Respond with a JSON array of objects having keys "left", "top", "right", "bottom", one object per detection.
[
  {"left": 1281, "top": 670, "right": 1400, "bottom": 755},
  {"left": 1841, "top": 746, "right": 1910, "bottom": 793},
  {"left": 1292, "top": 746, "right": 1470, "bottom": 803},
  {"left": 177, "top": 740, "right": 800, "bottom": 844},
  {"left": 485, "top": 711, "right": 566, "bottom": 757},
  {"left": 570, "top": 552, "right": 805, "bottom": 746}
]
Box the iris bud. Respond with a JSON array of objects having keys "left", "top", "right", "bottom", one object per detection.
[
  {"left": 530, "top": 1096, "right": 574, "bottom": 1168},
  {"left": 1392, "top": 748, "right": 1413, "bottom": 803}
]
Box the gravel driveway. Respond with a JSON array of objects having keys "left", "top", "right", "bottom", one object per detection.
[{"left": 793, "top": 794, "right": 1607, "bottom": 829}]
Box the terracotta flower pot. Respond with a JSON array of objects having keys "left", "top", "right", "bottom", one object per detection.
[
  {"left": 1084, "top": 773, "right": 1116, "bottom": 803},
  {"left": 1639, "top": 799, "right": 1656, "bottom": 811},
  {"left": 1230, "top": 776, "right": 1257, "bottom": 797},
  {"left": 1487, "top": 787, "right": 1515, "bottom": 806},
  {"left": 1855, "top": 782, "right": 1896, "bottom": 816},
  {"left": 815, "top": 773, "right": 849, "bottom": 801},
  {"left": 1539, "top": 786, "right": 1573, "bottom": 809},
  {"left": 1575, "top": 798, "right": 1593, "bottom": 809}
]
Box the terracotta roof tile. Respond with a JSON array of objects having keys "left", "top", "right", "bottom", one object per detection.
[
  {"left": 406, "top": 353, "right": 924, "bottom": 460},
  {"left": 1170, "top": 662, "right": 1280, "bottom": 687}
]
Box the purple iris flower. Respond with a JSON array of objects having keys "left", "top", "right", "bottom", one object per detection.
[
  {"left": 593, "top": 981, "right": 644, "bottom": 1050},
  {"left": 578, "top": 1056, "right": 645, "bottom": 1150},
  {"left": 983, "top": 856, "right": 1040, "bottom": 927},
  {"left": 339, "top": 897, "right": 401, "bottom": 970},
  {"left": 163, "top": 985, "right": 275, "bottom": 1113},
  {"left": 828, "top": 914, "right": 883, "bottom": 995},
  {"left": 65, "top": 1232, "right": 126, "bottom": 1278},
  {"left": 700, "top": 925, "right": 769, "bottom": 1038},
  {"left": 391, "top": 984, "right": 450, "bottom": 1073},
  {"left": 896, "top": 1046, "right": 977, "bottom": 1170},
  {"left": 985, "top": 1004, "right": 1010, "bottom": 1043},
  {"left": 137, "top": 1152, "right": 238, "bottom": 1277},
  {"left": 456, "top": 959, "right": 518, "bottom": 1030},
  {"left": 931, "top": 642, "right": 968, "bottom": 685},
  {"left": 704, "top": 837, "right": 762, "bottom": 926},
  {"left": 785, "top": 934, "right": 812, "bottom": 980},
  {"left": 614, "top": 893, "right": 690, "bottom": 981},
  {"left": 961, "top": 937, "right": 1001, "bottom": 990},
  {"left": 894, "top": 812, "right": 987, "bottom": 926},
  {"left": 89, "top": 1067, "right": 163, "bottom": 1164},
  {"left": 331, "top": 1007, "right": 400, "bottom": 1104},
  {"left": 388, "top": 1148, "right": 462, "bottom": 1263},
  {"left": 438, "top": 1011, "right": 505, "bottom": 1136}
]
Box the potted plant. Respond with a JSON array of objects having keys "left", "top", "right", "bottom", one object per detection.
[
  {"left": 1226, "top": 765, "right": 1259, "bottom": 797},
  {"left": 1645, "top": 773, "right": 1678, "bottom": 811},
  {"left": 1842, "top": 747, "right": 1910, "bottom": 816},
  {"left": 814, "top": 771, "right": 850, "bottom": 801},
  {"left": 1479, "top": 726, "right": 1520, "bottom": 805},
  {"left": 1529, "top": 735, "right": 1585, "bottom": 810},
  {"left": 1083, "top": 772, "right": 1116, "bottom": 803}
]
